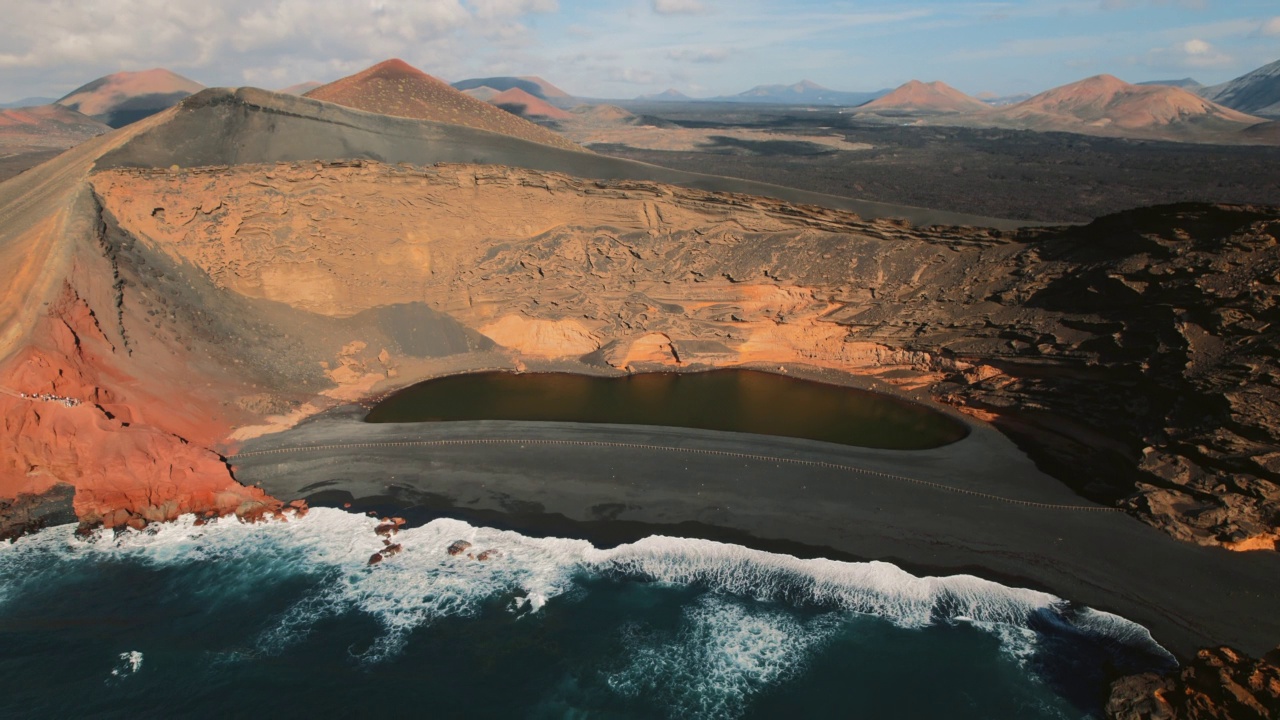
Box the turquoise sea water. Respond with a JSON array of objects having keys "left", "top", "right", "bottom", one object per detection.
[{"left": 0, "top": 509, "right": 1173, "bottom": 718}]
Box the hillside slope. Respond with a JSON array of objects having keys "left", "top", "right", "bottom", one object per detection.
[
  {"left": 860, "top": 80, "right": 989, "bottom": 113},
  {"left": 1201, "top": 59, "right": 1280, "bottom": 118},
  {"left": 304, "top": 59, "right": 580, "bottom": 151},
  {"left": 990, "top": 74, "right": 1262, "bottom": 141},
  {"left": 56, "top": 69, "right": 204, "bottom": 128},
  {"left": 0, "top": 104, "right": 110, "bottom": 150}
]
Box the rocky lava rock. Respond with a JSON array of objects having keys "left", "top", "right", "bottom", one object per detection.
[{"left": 1108, "top": 646, "right": 1280, "bottom": 719}]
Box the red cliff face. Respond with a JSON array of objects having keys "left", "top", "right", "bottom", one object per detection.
[{"left": 0, "top": 287, "right": 280, "bottom": 530}]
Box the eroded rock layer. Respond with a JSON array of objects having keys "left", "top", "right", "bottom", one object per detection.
[{"left": 68, "top": 159, "right": 1280, "bottom": 550}]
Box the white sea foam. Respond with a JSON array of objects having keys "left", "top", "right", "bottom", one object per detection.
[
  {"left": 0, "top": 508, "right": 1175, "bottom": 672},
  {"left": 607, "top": 595, "right": 841, "bottom": 719},
  {"left": 109, "top": 651, "right": 143, "bottom": 679}
]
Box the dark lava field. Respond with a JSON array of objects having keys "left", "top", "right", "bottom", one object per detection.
[{"left": 591, "top": 102, "right": 1280, "bottom": 223}]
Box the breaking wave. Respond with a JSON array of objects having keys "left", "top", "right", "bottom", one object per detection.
[
  {"left": 0, "top": 508, "right": 1173, "bottom": 717},
  {"left": 0, "top": 507, "right": 1172, "bottom": 660}
]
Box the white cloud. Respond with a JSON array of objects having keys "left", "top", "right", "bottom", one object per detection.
[
  {"left": 1140, "top": 37, "right": 1233, "bottom": 69},
  {"left": 653, "top": 0, "right": 706, "bottom": 15},
  {"left": 608, "top": 67, "right": 658, "bottom": 84},
  {"left": 1181, "top": 38, "right": 1211, "bottom": 55},
  {"left": 0, "top": 0, "right": 559, "bottom": 96},
  {"left": 1259, "top": 17, "right": 1280, "bottom": 37},
  {"left": 1100, "top": 0, "right": 1208, "bottom": 10},
  {"left": 468, "top": 0, "right": 557, "bottom": 22},
  {"left": 666, "top": 47, "right": 731, "bottom": 64}
]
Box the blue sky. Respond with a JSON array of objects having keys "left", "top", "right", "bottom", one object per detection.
[{"left": 1, "top": 0, "right": 1277, "bottom": 101}]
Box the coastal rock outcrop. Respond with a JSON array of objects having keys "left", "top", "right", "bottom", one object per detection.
[
  {"left": 0, "top": 483, "right": 75, "bottom": 541},
  {"left": 0, "top": 286, "right": 282, "bottom": 531},
  {"left": 1107, "top": 646, "right": 1280, "bottom": 719}
]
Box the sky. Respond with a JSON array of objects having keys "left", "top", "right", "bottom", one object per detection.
[{"left": 0, "top": 0, "right": 1277, "bottom": 102}]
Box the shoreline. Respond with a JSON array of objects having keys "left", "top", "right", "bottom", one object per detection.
[{"left": 231, "top": 404, "right": 1280, "bottom": 661}]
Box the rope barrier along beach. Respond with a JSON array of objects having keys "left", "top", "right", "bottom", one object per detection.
[{"left": 232, "top": 437, "right": 1123, "bottom": 513}]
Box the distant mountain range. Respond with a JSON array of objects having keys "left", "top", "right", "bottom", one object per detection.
[
  {"left": 713, "top": 80, "right": 890, "bottom": 106},
  {"left": 979, "top": 93, "right": 1032, "bottom": 107},
  {"left": 279, "top": 81, "right": 322, "bottom": 96},
  {"left": 635, "top": 89, "right": 692, "bottom": 102},
  {"left": 0, "top": 97, "right": 57, "bottom": 109},
  {"left": 6, "top": 54, "right": 1279, "bottom": 154},
  {"left": 1138, "top": 78, "right": 1204, "bottom": 90},
  {"left": 451, "top": 76, "right": 571, "bottom": 101},
  {"left": 1200, "top": 59, "right": 1280, "bottom": 118},
  {"left": 632, "top": 80, "right": 890, "bottom": 106}
]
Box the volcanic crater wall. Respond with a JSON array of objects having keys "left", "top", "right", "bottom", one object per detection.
[{"left": 81, "top": 159, "right": 1280, "bottom": 550}]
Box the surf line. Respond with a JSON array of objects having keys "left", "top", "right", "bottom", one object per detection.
[{"left": 233, "top": 438, "right": 1122, "bottom": 513}]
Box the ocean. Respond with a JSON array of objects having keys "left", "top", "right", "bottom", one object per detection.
[{"left": 0, "top": 508, "right": 1174, "bottom": 719}]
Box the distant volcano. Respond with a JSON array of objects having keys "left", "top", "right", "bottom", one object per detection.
[
  {"left": 452, "top": 76, "right": 571, "bottom": 101},
  {"left": 859, "top": 80, "right": 988, "bottom": 113},
  {"left": 1200, "top": 59, "right": 1280, "bottom": 118},
  {"left": 0, "top": 104, "right": 110, "bottom": 149},
  {"left": 278, "top": 81, "right": 322, "bottom": 96},
  {"left": 991, "top": 74, "right": 1262, "bottom": 139},
  {"left": 305, "top": 59, "right": 580, "bottom": 151},
  {"left": 489, "top": 88, "right": 572, "bottom": 120},
  {"left": 637, "top": 89, "right": 692, "bottom": 102},
  {"left": 56, "top": 68, "right": 204, "bottom": 128}
]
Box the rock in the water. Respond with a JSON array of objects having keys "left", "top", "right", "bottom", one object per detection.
[{"left": 447, "top": 540, "right": 472, "bottom": 556}]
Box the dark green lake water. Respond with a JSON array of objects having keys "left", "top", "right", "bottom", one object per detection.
[{"left": 365, "top": 369, "right": 969, "bottom": 450}]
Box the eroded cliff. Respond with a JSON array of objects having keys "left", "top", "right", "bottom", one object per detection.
[{"left": 67, "top": 159, "right": 1280, "bottom": 550}]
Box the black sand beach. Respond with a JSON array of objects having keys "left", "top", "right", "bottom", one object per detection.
[{"left": 231, "top": 404, "right": 1280, "bottom": 660}]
